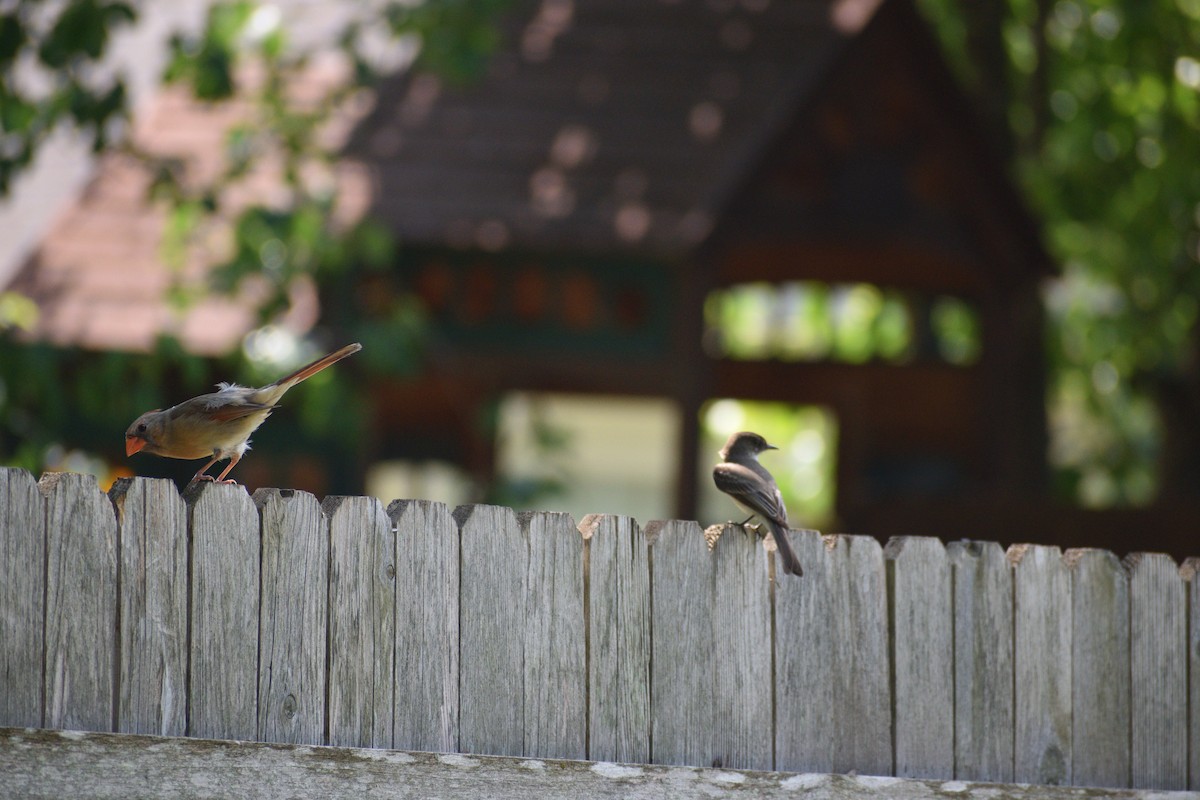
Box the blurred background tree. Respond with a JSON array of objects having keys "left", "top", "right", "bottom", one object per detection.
[
  {"left": 918, "top": 0, "right": 1200, "bottom": 506},
  {"left": 0, "top": 0, "right": 508, "bottom": 489}
]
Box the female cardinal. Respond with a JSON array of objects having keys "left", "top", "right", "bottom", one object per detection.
[{"left": 124, "top": 342, "right": 362, "bottom": 484}]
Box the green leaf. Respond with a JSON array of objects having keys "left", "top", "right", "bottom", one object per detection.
[
  {"left": 0, "top": 13, "right": 26, "bottom": 68},
  {"left": 38, "top": 0, "right": 133, "bottom": 67},
  {"left": 163, "top": 1, "right": 256, "bottom": 101}
]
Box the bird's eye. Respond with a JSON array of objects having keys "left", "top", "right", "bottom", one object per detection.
[{"left": 136, "top": 423, "right": 147, "bottom": 433}]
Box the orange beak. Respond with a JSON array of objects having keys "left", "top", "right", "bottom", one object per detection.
[{"left": 125, "top": 437, "right": 146, "bottom": 457}]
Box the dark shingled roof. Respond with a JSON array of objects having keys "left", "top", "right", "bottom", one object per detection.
[{"left": 345, "top": 0, "right": 879, "bottom": 257}]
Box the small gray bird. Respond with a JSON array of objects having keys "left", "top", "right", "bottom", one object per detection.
[
  {"left": 125, "top": 343, "right": 362, "bottom": 484},
  {"left": 712, "top": 431, "right": 803, "bottom": 577}
]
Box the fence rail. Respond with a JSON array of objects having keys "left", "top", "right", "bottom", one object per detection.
[{"left": 0, "top": 468, "right": 1197, "bottom": 791}]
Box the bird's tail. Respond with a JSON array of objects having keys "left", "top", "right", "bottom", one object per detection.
[
  {"left": 263, "top": 343, "right": 362, "bottom": 401},
  {"left": 768, "top": 519, "right": 804, "bottom": 577}
]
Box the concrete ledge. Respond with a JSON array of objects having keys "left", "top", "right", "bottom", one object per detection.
[{"left": 3, "top": 728, "right": 1197, "bottom": 799}]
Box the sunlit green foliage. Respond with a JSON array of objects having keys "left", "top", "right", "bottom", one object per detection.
[
  {"left": 930, "top": 296, "right": 982, "bottom": 365},
  {"left": 920, "top": 0, "right": 1200, "bottom": 505},
  {"left": 162, "top": 1, "right": 258, "bottom": 101},
  {"left": 383, "top": 0, "right": 509, "bottom": 84},
  {"left": 706, "top": 282, "right": 980, "bottom": 366}
]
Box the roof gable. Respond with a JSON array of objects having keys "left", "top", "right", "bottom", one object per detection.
[{"left": 710, "top": 0, "right": 1051, "bottom": 292}]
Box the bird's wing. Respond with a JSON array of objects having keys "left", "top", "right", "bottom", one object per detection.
[
  {"left": 712, "top": 462, "right": 789, "bottom": 526},
  {"left": 172, "top": 389, "right": 275, "bottom": 423}
]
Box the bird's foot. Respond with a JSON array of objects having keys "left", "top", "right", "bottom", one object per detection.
[
  {"left": 726, "top": 520, "right": 762, "bottom": 539},
  {"left": 189, "top": 475, "right": 239, "bottom": 486}
]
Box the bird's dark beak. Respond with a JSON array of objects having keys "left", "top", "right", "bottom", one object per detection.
[
  {"left": 765, "top": 443, "right": 778, "bottom": 450},
  {"left": 126, "top": 436, "right": 146, "bottom": 456}
]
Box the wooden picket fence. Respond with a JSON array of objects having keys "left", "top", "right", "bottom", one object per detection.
[{"left": 1, "top": 467, "right": 1198, "bottom": 794}]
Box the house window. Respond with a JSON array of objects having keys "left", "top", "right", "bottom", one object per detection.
[{"left": 704, "top": 282, "right": 980, "bottom": 366}]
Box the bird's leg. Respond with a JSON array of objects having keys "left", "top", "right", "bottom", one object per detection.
[
  {"left": 727, "top": 515, "right": 761, "bottom": 538},
  {"left": 214, "top": 453, "right": 242, "bottom": 485},
  {"left": 189, "top": 455, "right": 221, "bottom": 484}
]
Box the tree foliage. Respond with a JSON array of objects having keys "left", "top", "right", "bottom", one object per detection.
[
  {"left": 0, "top": 0, "right": 135, "bottom": 193},
  {"left": 920, "top": 0, "right": 1200, "bottom": 505},
  {"left": 0, "top": 0, "right": 508, "bottom": 487}
]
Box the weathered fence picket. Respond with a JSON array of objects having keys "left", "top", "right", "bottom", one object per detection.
[
  {"left": 1189, "top": 557, "right": 1200, "bottom": 790},
  {"left": 0, "top": 468, "right": 44, "bottom": 728},
  {"left": 646, "top": 519, "right": 773, "bottom": 771},
  {"left": 1067, "top": 548, "right": 1130, "bottom": 788},
  {"left": 646, "top": 518, "right": 720, "bottom": 768},
  {"left": 389, "top": 498, "right": 458, "bottom": 753},
  {"left": 775, "top": 531, "right": 891, "bottom": 776},
  {"left": 710, "top": 521, "right": 773, "bottom": 772},
  {"left": 325, "top": 494, "right": 393, "bottom": 749},
  {"left": 255, "top": 489, "right": 327, "bottom": 745},
  {"left": 188, "top": 482, "right": 258, "bottom": 740},
  {"left": 885, "top": 536, "right": 952, "bottom": 780},
  {"left": 1127, "top": 552, "right": 1188, "bottom": 790},
  {"left": 111, "top": 477, "right": 187, "bottom": 737},
  {"left": 43, "top": 472, "right": 118, "bottom": 732},
  {"left": 458, "top": 504, "right": 524, "bottom": 757},
  {"left": 580, "top": 513, "right": 650, "bottom": 765},
  {"left": 1011, "top": 543, "right": 1072, "bottom": 786},
  {"left": 947, "top": 540, "right": 1013, "bottom": 783},
  {"left": 1185, "top": 556, "right": 1195, "bottom": 786},
  {"left": 521, "top": 510, "right": 586, "bottom": 760},
  {"left": 0, "top": 467, "right": 1198, "bottom": 794}
]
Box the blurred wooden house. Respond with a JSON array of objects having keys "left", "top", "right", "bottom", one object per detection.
[
  {"left": 5, "top": 0, "right": 1055, "bottom": 540},
  {"left": 340, "top": 0, "right": 1052, "bottom": 534}
]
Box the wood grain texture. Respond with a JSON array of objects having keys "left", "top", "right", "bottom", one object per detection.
[
  {"left": 325, "top": 496, "right": 394, "bottom": 749},
  {"left": 41, "top": 472, "right": 118, "bottom": 732},
  {"left": 520, "top": 511, "right": 586, "bottom": 760},
  {"left": 5, "top": 728, "right": 1186, "bottom": 800},
  {"left": 835, "top": 534, "right": 891, "bottom": 776},
  {"left": 187, "top": 483, "right": 260, "bottom": 740},
  {"left": 1065, "top": 548, "right": 1129, "bottom": 788},
  {"left": 646, "top": 519, "right": 715, "bottom": 767},
  {"left": 1185, "top": 558, "right": 1199, "bottom": 791},
  {"left": 110, "top": 478, "right": 187, "bottom": 736},
  {"left": 457, "top": 504, "right": 524, "bottom": 757},
  {"left": 885, "top": 536, "right": 952, "bottom": 779},
  {"left": 1011, "top": 544, "right": 1072, "bottom": 786},
  {"left": 0, "top": 468, "right": 46, "bottom": 727},
  {"left": 7, "top": 472, "right": 1200, "bottom": 793},
  {"left": 776, "top": 531, "right": 890, "bottom": 776},
  {"left": 947, "top": 540, "right": 1013, "bottom": 782},
  {"left": 389, "top": 499, "right": 459, "bottom": 754},
  {"left": 709, "top": 522, "right": 772, "bottom": 771},
  {"left": 580, "top": 514, "right": 650, "bottom": 765},
  {"left": 775, "top": 529, "right": 835, "bottom": 774},
  {"left": 1125, "top": 553, "right": 1187, "bottom": 790},
  {"left": 254, "top": 489, "right": 327, "bottom": 745}
]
